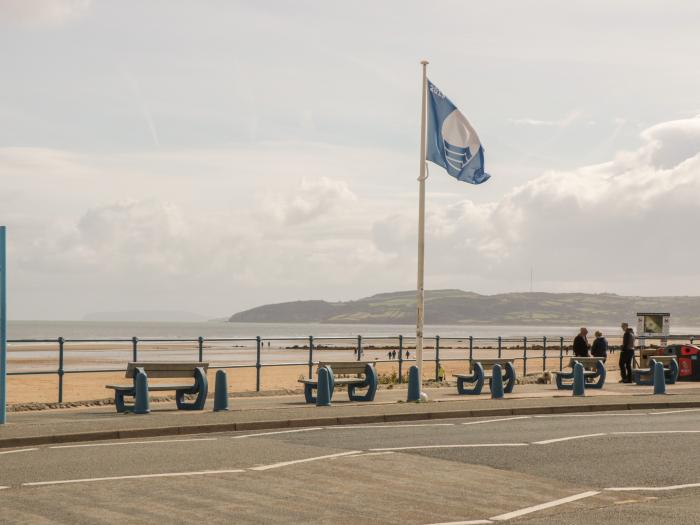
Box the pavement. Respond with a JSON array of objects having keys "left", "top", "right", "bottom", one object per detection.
[
  {"left": 2, "top": 373, "right": 700, "bottom": 448},
  {"left": 2, "top": 408, "right": 700, "bottom": 523}
]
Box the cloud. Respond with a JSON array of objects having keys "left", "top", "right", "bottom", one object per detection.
[
  {"left": 0, "top": 0, "right": 91, "bottom": 25},
  {"left": 373, "top": 115, "right": 700, "bottom": 292},
  {"left": 509, "top": 110, "right": 584, "bottom": 127}
]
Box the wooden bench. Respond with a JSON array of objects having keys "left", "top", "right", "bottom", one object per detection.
[
  {"left": 554, "top": 357, "right": 606, "bottom": 390},
  {"left": 106, "top": 362, "right": 209, "bottom": 413},
  {"left": 298, "top": 362, "right": 378, "bottom": 403},
  {"left": 633, "top": 355, "right": 678, "bottom": 386},
  {"left": 453, "top": 358, "right": 516, "bottom": 395}
]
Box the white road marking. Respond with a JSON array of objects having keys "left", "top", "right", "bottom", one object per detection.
[
  {"left": 489, "top": 491, "right": 600, "bottom": 521},
  {"left": 0, "top": 486, "right": 9, "bottom": 490},
  {"left": 249, "top": 450, "right": 362, "bottom": 471},
  {"left": 338, "top": 451, "right": 395, "bottom": 458},
  {"left": 369, "top": 443, "right": 528, "bottom": 452},
  {"left": 50, "top": 438, "right": 217, "bottom": 449},
  {"left": 612, "top": 430, "right": 700, "bottom": 435},
  {"left": 647, "top": 408, "right": 700, "bottom": 415},
  {"left": 326, "top": 423, "right": 455, "bottom": 429},
  {"left": 231, "top": 427, "right": 323, "bottom": 439},
  {"left": 461, "top": 416, "right": 530, "bottom": 426},
  {"left": 22, "top": 468, "right": 246, "bottom": 487},
  {"left": 0, "top": 448, "right": 38, "bottom": 455},
  {"left": 431, "top": 520, "right": 493, "bottom": 525},
  {"left": 606, "top": 482, "right": 700, "bottom": 492},
  {"left": 534, "top": 413, "right": 639, "bottom": 418},
  {"left": 533, "top": 433, "right": 607, "bottom": 445}
]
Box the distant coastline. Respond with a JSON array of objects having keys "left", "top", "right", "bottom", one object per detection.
[{"left": 227, "top": 289, "right": 700, "bottom": 327}]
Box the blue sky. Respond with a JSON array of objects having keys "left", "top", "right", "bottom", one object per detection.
[{"left": 2, "top": 0, "right": 700, "bottom": 319}]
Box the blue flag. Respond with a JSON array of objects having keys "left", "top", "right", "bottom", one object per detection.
[{"left": 426, "top": 80, "right": 490, "bottom": 184}]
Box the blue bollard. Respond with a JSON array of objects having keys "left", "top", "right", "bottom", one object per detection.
[
  {"left": 214, "top": 370, "right": 229, "bottom": 411},
  {"left": 407, "top": 365, "right": 421, "bottom": 402},
  {"left": 653, "top": 360, "right": 666, "bottom": 395},
  {"left": 133, "top": 370, "right": 150, "bottom": 414},
  {"left": 573, "top": 362, "right": 585, "bottom": 397},
  {"left": 491, "top": 364, "right": 504, "bottom": 399},
  {"left": 316, "top": 367, "right": 332, "bottom": 406}
]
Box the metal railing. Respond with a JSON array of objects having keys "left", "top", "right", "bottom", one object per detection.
[{"left": 6, "top": 332, "right": 699, "bottom": 403}]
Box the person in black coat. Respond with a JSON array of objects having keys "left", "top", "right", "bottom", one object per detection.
[
  {"left": 591, "top": 330, "right": 608, "bottom": 362},
  {"left": 619, "top": 323, "right": 635, "bottom": 383},
  {"left": 573, "top": 327, "right": 590, "bottom": 357}
]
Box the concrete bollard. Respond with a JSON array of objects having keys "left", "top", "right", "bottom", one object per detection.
[
  {"left": 572, "top": 362, "right": 585, "bottom": 397},
  {"left": 316, "top": 367, "right": 332, "bottom": 406},
  {"left": 214, "top": 370, "right": 229, "bottom": 411},
  {"left": 407, "top": 365, "right": 421, "bottom": 402},
  {"left": 133, "top": 370, "right": 150, "bottom": 414},
  {"left": 491, "top": 364, "right": 504, "bottom": 399},
  {"left": 653, "top": 360, "right": 666, "bottom": 395}
]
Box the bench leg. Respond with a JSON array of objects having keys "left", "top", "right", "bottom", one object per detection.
[
  {"left": 588, "top": 361, "right": 607, "bottom": 389},
  {"left": 304, "top": 383, "right": 317, "bottom": 404},
  {"left": 175, "top": 367, "right": 209, "bottom": 410},
  {"left": 348, "top": 365, "right": 378, "bottom": 401},
  {"left": 503, "top": 362, "right": 517, "bottom": 394},
  {"left": 555, "top": 372, "right": 574, "bottom": 390},
  {"left": 456, "top": 363, "right": 485, "bottom": 395},
  {"left": 114, "top": 390, "right": 133, "bottom": 413}
]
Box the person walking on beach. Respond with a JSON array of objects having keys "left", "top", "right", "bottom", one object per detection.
[
  {"left": 573, "top": 327, "right": 590, "bottom": 357},
  {"left": 591, "top": 330, "right": 608, "bottom": 362},
  {"left": 619, "top": 323, "right": 635, "bottom": 383}
]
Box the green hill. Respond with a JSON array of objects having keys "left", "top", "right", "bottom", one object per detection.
[{"left": 228, "top": 290, "right": 700, "bottom": 326}]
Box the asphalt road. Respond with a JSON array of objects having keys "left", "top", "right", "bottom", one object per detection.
[{"left": 1, "top": 409, "right": 700, "bottom": 524}]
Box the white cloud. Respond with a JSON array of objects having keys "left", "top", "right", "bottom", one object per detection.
[{"left": 0, "top": 0, "right": 91, "bottom": 25}]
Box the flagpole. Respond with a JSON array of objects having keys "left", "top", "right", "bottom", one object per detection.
[{"left": 416, "top": 60, "right": 428, "bottom": 394}]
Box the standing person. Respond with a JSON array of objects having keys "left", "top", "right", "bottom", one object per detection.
[
  {"left": 573, "top": 328, "right": 590, "bottom": 357},
  {"left": 619, "top": 322, "right": 635, "bottom": 383},
  {"left": 591, "top": 330, "right": 608, "bottom": 362}
]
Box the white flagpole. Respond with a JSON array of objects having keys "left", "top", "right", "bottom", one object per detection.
[{"left": 416, "top": 60, "right": 428, "bottom": 393}]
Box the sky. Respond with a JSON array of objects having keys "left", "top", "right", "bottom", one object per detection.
[{"left": 1, "top": 0, "right": 700, "bottom": 320}]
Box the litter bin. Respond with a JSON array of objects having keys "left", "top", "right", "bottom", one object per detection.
[{"left": 664, "top": 344, "right": 700, "bottom": 381}]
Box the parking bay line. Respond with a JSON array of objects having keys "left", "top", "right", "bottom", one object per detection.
[
  {"left": 489, "top": 491, "right": 600, "bottom": 521},
  {"left": 249, "top": 451, "right": 362, "bottom": 471},
  {"left": 22, "top": 469, "right": 247, "bottom": 487},
  {"left": 533, "top": 433, "right": 607, "bottom": 445},
  {"left": 370, "top": 443, "right": 528, "bottom": 452},
  {"left": 461, "top": 416, "right": 530, "bottom": 426},
  {"left": 231, "top": 427, "right": 323, "bottom": 439},
  {"left": 50, "top": 438, "right": 218, "bottom": 449},
  {"left": 0, "top": 448, "right": 38, "bottom": 455},
  {"left": 606, "top": 482, "right": 700, "bottom": 492}
]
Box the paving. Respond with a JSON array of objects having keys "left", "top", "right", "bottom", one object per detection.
[{"left": 1, "top": 374, "right": 700, "bottom": 448}]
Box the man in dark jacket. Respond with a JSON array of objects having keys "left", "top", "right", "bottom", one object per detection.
[
  {"left": 573, "top": 327, "right": 590, "bottom": 357},
  {"left": 619, "top": 323, "right": 635, "bottom": 383},
  {"left": 591, "top": 330, "right": 608, "bottom": 362}
]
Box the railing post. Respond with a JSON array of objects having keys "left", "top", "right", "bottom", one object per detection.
[
  {"left": 559, "top": 336, "right": 564, "bottom": 371},
  {"left": 435, "top": 335, "right": 440, "bottom": 381},
  {"left": 198, "top": 336, "right": 204, "bottom": 362},
  {"left": 357, "top": 335, "right": 362, "bottom": 361},
  {"left": 132, "top": 336, "right": 138, "bottom": 362},
  {"left": 469, "top": 336, "right": 473, "bottom": 363},
  {"left": 398, "top": 335, "right": 403, "bottom": 383},
  {"left": 256, "top": 336, "right": 262, "bottom": 392},
  {"left": 58, "top": 337, "right": 64, "bottom": 403},
  {"left": 308, "top": 336, "right": 314, "bottom": 379},
  {"left": 542, "top": 336, "right": 547, "bottom": 372},
  {"left": 498, "top": 336, "right": 502, "bottom": 358},
  {"left": 523, "top": 336, "right": 528, "bottom": 376}
]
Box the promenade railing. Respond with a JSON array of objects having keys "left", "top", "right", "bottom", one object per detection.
[{"left": 6, "top": 333, "right": 698, "bottom": 403}]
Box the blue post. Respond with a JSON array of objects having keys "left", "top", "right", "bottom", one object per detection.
[
  {"left": 653, "top": 360, "right": 666, "bottom": 395},
  {"left": 523, "top": 336, "right": 528, "bottom": 376},
  {"left": 542, "top": 336, "right": 547, "bottom": 372},
  {"left": 198, "top": 336, "right": 204, "bottom": 362},
  {"left": 133, "top": 369, "right": 150, "bottom": 414},
  {"left": 256, "top": 336, "right": 262, "bottom": 392},
  {"left": 407, "top": 365, "right": 420, "bottom": 402},
  {"left": 398, "top": 335, "right": 403, "bottom": 383},
  {"left": 0, "top": 226, "right": 6, "bottom": 424},
  {"left": 214, "top": 370, "right": 229, "bottom": 411},
  {"left": 132, "top": 336, "right": 138, "bottom": 362},
  {"left": 58, "top": 337, "right": 65, "bottom": 403},
  {"left": 559, "top": 336, "right": 564, "bottom": 371},
  {"left": 497, "top": 336, "right": 502, "bottom": 358},
  {"left": 573, "top": 362, "right": 585, "bottom": 397},
  {"left": 491, "top": 364, "right": 504, "bottom": 399},
  {"left": 357, "top": 335, "right": 362, "bottom": 361},
  {"left": 308, "top": 336, "right": 314, "bottom": 380},
  {"left": 435, "top": 335, "right": 440, "bottom": 381},
  {"left": 316, "top": 367, "right": 331, "bottom": 406}
]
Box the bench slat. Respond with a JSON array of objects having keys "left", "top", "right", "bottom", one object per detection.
[
  {"left": 124, "top": 362, "right": 209, "bottom": 378},
  {"left": 106, "top": 384, "right": 194, "bottom": 391}
]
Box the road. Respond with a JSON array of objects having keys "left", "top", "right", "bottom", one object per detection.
[{"left": 1, "top": 409, "right": 700, "bottom": 524}]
